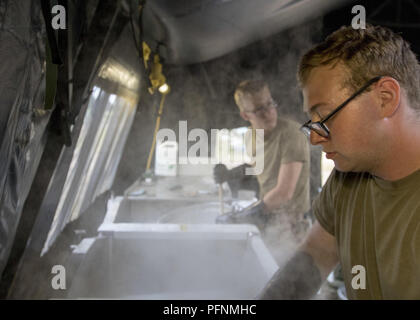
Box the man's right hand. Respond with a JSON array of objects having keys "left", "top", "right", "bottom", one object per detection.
[
  {"left": 215, "top": 200, "right": 269, "bottom": 231},
  {"left": 213, "top": 164, "right": 229, "bottom": 184},
  {"left": 213, "top": 163, "right": 250, "bottom": 184},
  {"left": 213, "top": 163, "right": 258, "bottom": 198},
  {"left": 257, "top": 221, "right": 339, "bottom": 299}
]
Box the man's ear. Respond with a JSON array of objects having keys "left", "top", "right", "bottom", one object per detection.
[
  {"left": 240, "top": 111, "right": 250, "bottom": 121},
  {"left": 377, "top": 77, "right": 401, "bottom": 118}
]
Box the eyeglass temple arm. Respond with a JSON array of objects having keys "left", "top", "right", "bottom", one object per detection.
[{"left": 321, "top": 76, "right": 383, "bottom": 124}]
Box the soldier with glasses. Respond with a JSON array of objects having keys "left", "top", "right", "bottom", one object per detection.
[
  {"left": 258, "top": 24, "right": 420, "bottom": 300},
  {"left": 214, "top": 79, "right": 311, "bottom": 263}
]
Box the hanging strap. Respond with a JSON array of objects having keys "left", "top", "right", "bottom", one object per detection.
[{"left": 40, "top": 0, "right": 63, "bottom": 65}]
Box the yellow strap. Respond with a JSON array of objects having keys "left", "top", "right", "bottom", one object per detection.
[{"left": 146, "top": 92, "right": 167, "bottom": 171}]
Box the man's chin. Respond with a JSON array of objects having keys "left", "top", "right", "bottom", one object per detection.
[
  {"left": 332, "top": 159, "right": 349, "bottom": 173},
  {"left": 334, "top": 161, "right": 363, "bottom": 173},
  {"left": 265, "top": 123, "right": 276, "bottom": 132}
]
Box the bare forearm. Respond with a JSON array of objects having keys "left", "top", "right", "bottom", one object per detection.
[
  {"left": 263, "top": 189, "right": 291, "bottom": 211},
  {"left": 262, "top": 162, "right": 302, "bottom": 211},
  {"left": 256, "top": 251, "right": 322, "bottom": 300}
]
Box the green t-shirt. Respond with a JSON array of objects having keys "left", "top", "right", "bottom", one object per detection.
[
  {"left": 313, "top": 169, "right": 420, "bottom": 299},
  {"left": 246, "top": 117, "right": 310, "bottom": 215}
]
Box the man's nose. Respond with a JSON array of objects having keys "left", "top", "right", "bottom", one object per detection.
[
  {"left": 310, "top": 130, "right": 329, "bottom": 145},
  {"left": 261, "top": 107, "right": 273, "bottom": 115}
]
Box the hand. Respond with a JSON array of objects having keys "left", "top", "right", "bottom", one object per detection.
[
  {"left": 213, "top": 163, "right": 250, "bottom": 184},
  {"left": 213, "top": 164, "right": 229, "bottom": 184},
  {"left": 215, "top": 200, "right": 270, "bottom": 230}
]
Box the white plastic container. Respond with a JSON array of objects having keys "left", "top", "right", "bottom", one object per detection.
[{"left": 155, "top": 140, "right": 178, "bottom": 176}]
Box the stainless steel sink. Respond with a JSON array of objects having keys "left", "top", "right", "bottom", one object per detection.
[
  {"left": 67, "top": 224, "right": 278, "bottom": 299},
  {"left": 112, "top": 197, "right": 226, "bottom": 224}
]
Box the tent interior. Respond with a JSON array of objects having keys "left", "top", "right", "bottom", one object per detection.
[{"left": 0, "top": 0, "right": 419, "bottom": 299}]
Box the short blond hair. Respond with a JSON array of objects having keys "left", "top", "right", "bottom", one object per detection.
[
  {"left": 234, "top": 79, "right": 269, "bottom": 111},
  {"left": 298, "top": 24, "right": 420, "bottom": 109}
]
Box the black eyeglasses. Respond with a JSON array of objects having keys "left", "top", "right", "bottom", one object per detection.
[
  {"left": 300, "top": 76, "right": 382, "bottom": 139},
  {"left": 246, "top": 101, "right": 278, "bottom": 118}
]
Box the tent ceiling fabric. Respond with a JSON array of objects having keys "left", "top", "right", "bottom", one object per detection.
[{"left": 143, "top": 0, "right": 355, "bottom": 65}]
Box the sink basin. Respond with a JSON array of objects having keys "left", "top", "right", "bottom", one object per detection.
[
  {"left": 67, "top": 224, "right": 278, "bottom": 299},
  {"left": 108, "top": 196, "right": 234, "bottom": 224}
]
